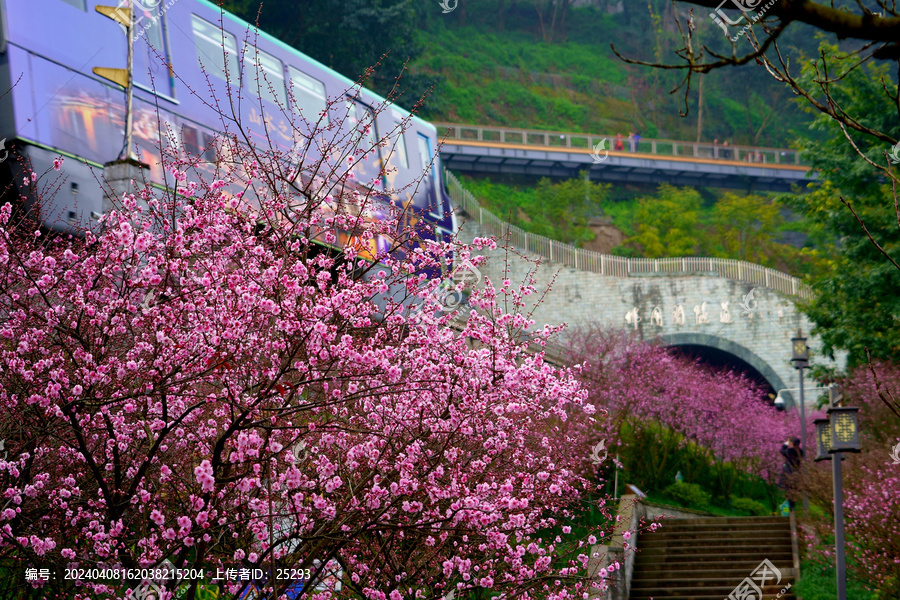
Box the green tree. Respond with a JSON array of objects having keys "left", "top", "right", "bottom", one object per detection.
[
  {"left": 532, "top": 174, "right": 610, "bottom": 246},
  {"left": 461, "top": 173, "right": 610, "bottom": 247},
  {"left": 220, "top": 0, "right": 437, "bottom": 102},
  {"left": 711, "top": 193, "right": 782, "bottom": 264},
  {"left": 626, "top": 184, "right": 702, "bottom": 257},
  {"left": 785, "top": 44, "right": 900, "bottom": 368}
]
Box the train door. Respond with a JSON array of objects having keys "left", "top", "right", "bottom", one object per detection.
[{"left": 416, "top": 133, "right": 440, "bottom": 218}]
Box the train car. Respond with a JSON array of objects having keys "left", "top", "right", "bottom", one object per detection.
[{"left": 0, "top": 0, "right": 455, "bottom": 259}]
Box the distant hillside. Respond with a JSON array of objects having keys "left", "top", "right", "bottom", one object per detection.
[
  {"left": 410, "top": 1, "right": 820, "bottom": 146},
  {"left": 221, "top": 0, "right": 820, "bottom": 147}
]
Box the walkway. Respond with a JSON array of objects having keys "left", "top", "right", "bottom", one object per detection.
[{"left": 437, "top": 123, "right": 812, "bottom": 193}]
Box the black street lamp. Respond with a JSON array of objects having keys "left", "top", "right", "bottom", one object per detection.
[
  {"left": 813, "top": 384, "right": 862, "bottom": 600},
  {"left": 829, "top": 406, "right": 861, "bottom": 454},
  {"left": 791, "top": 331, "right": 810, "bottom": 367},
  {"left": 790, "top": 330, "right": 810, "bottom": 514},
  {"left": 813, "top": 418, "right": 832, "bottom": 462}
]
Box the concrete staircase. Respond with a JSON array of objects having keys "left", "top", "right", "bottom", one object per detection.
[{"left": 629, "top": 516, "right": 798, "bottom": 600}]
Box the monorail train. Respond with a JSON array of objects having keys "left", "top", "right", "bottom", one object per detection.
[{"left": 0, "top": 0, "right": 455, "bottom": 258}]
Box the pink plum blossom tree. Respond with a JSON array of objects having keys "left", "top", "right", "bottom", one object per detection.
[{"left": 0, "top": 65, "right": 649, "bottom": 599}]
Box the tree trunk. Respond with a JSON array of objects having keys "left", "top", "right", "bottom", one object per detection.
[
  {"left": 696, "top": 75, "right": 704, "bottom": 143},
  {"left": 557, "top": 0, "right": 572, "bottom": 41},
  {"left": 548, "top": 0, "right": 559, "bottom": 43},
  {"left": 533, "top": 0, "right": 547, "bottom": 42}
]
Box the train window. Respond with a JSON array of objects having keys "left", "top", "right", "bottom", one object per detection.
[
  {"left": 345, "top": 99, "right": 376, "bottom": 152},
  {"left": 60, "top": 0, "right": 86, "bottom": 9},
  {"left": 136, "top": 5, "right": 164, "bottom": 52},
  {"left": 202, "top": 132, "right": 218, "bottom": 162},
  {"left": 134, "top": 3, "right": 174, "bottom": 97},
  {"left": 391, "top": 124, "right": 409, "bottom": 170},
  {"left": 182, "top": 125, "right": 201, "bottom": 157},
  {"left": 190, "top": 15, "right": 240, "bottom": 85},
  {"left": 243, "top": 45, "right": 286, "bottom": 107},
  {"left": 417, "top": 134, "right": 432, "bottom": 179},
  {"left": 288, "top": 68, "right": 328, "bottom": 126}
]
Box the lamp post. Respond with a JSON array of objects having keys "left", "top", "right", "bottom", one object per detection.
[
  {"left": 813, "top": 384, "right": 861, "bottom": 600},
  {"left": 790, "top": 330, "right": 810, "bottom": 514}
]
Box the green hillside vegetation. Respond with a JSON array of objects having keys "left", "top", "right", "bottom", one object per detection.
[
  {"left": 459, "top": 174, "right": 609, "bottom": 247},
  {"left": 460, "top": 174, "right": 826, "bottom": 277},
  {"left": 412, "top": 27, "right": 634, "bottom": 135},
  {"left": 411, "top": 2, "right": 818, "bottom": 146},
  {"left": 222, "top": 0, "right": 819, "bottom": 146}
]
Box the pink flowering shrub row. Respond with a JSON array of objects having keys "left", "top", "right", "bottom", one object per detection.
[{"left": 566, "top": 326, "right": 794, "bottom": 495}]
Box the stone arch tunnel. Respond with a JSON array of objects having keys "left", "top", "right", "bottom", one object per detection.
[{"left": 459, "top": 220, "right": 847, "bottom": 412}]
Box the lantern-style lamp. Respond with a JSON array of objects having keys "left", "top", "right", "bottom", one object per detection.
[
  {"left": 814, "top": 418, "right": 833, "bottom": 462},
  {"left": 791, "top": 331, "right": 809, "bottom": 368},
  {"left": 827, "top": 406, "right": 861, "bottom": 453}
]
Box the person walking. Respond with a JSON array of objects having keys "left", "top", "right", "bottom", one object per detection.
[
  {"left": 778, "top": 436, "right": 803, "bottom": 511},
  {"left": 614, "top": 133, "right": 624, "bottom": 152},
  {"left": 633, "top": 131, "right": 642, "bottom": 152}
]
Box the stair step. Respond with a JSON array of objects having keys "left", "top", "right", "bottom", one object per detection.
[
  {"left": 660, "top": 516, "right": 789, "bottom": 526},
  {"left": 629, "top": 590, "right": 797, "bottom": 600},
  {"left": 630, "top": 583, "right": 794, "bottom": 595},
  {"left": 637, "top": 545, "right": 792, "bottom": 556},
  {"left": 652, "top": 521, "right": 790, "bottom": 532},
  {"left": 632, "top": 577, "right": 795, "bottom": 590},
  {"left": 635, "top": 552, "right": 793, "bottom": 565},
  {"left": 632, "top": 565, "right": 796, "bottom": 578},
  {"left": 641, "top": 527, "right": 790, "bottom": 539},
  {"left": 640, "top": 535, "right": 791, "bottom": 548}
]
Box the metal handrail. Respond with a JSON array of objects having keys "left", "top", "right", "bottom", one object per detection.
[
  {"left": 435, "top": 122, "right": 805, "bottom": 167},
  {"left": 444, "top": 168, "right": 812, "bottom": 299}
]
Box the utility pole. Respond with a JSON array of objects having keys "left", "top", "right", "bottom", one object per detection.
[
  {"left": 791, "top": 330, "right": 810, "bottom": 516},
  {"left": 94, "top": 2, "right": 137, "bottom": 160},
  {"left": 93, "top": 2, "right": 150, "bottom": 218}
]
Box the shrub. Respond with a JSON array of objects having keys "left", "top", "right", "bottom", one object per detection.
[
  {"left": 661, "top": 482, "right": 711, "bottom": 509},
  {"left": 731, "top": 497, "right": 769, "bottom": 516}
]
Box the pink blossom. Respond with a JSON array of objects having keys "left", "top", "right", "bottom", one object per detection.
[{"left": 0, "top": 103, "right": 625, "bottom": 599}]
